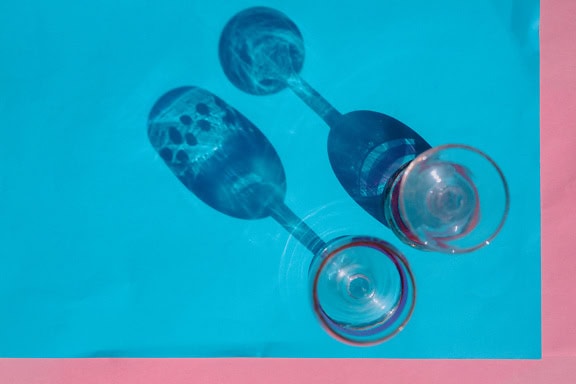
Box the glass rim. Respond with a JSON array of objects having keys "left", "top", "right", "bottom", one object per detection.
[
  {"left": 397, "top": 143, "right": 510, "bottom": 254},
  {"left": 311, "top": 236, "right": 416, "bottom": 346}
]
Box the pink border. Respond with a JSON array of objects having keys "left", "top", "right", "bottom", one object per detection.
[
  {"left": 1, "top": 0, "right": 575, "bottom": 381},
  {"left": 0, "top": 358, "right": 575, "bottom": 384}
]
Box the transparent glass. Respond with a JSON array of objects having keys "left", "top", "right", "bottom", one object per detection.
[
  {"left": 384, "top": 144, "right": 510, "bottom": 254},
  {"left": 148, "top": 86, "right": 416, "bottom": 346},
  {"left": 310, "top": 236, "right": 415, "bottom": 345},
  {"left": 219, "top": 8, "right": 511, "bottom": 255}
]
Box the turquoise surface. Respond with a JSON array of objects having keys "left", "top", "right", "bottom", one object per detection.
[{"left": 0, "top": 0, "right": 540, "bottom": 357}]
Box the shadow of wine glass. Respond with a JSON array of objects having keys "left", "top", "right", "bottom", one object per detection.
[
  {"left": 147, "top": 86, "right": 416, "bottom": 345},
  {"left": 218, "top": 6, "right": 432, "bottom": 229}
]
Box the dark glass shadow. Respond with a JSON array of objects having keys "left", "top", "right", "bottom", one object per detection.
[
  {"left": 148, "top": 86, "right": 325, "bottom": 254},
  {"left": 219, "top": 7, "right": 432, "bottom": 227},
  {"left": 219, "top": 6, "right": 305, "bottom": 96}
]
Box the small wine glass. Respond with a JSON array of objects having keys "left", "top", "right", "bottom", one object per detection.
[
  {"left": 219, "top": 7, "right": 510, "bottom": 254},
  {"left": 309, "top": 235, "right": 415, "bottom": 345},
  {"left": 148, "top": 86, "right": 416, "bottom": 345},
  {"left": 383, "top": 144, "right": 510, "bottom": 254}
]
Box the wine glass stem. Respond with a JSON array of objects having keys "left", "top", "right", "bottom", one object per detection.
[
  {"left": 287, "top": 75, "right": 343, "bottom": 128},
  {"left": 269, "top": 202, "right": 327, "bottom": 255}
]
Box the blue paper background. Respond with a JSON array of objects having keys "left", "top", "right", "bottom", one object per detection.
[{"left": 0, "top": 0, "right": 540, "bottom": 357}]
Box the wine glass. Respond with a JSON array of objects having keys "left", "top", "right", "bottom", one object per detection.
[
  {"left": 218, "top": 7, "right": 510, "bottom": 254},
  {"left": 147, "top": 86, "right": 416, "bottom": 344},
  {"left": 383, "top": 144, "right": 510, "bottom": 253}
]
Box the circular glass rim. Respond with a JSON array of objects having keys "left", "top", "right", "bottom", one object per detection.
[
  {"left": 397, "top": 143, "right": 510, "bottom": 254},
  {"left": 311, "top": 236, "right": 416, "bottom": 346}
]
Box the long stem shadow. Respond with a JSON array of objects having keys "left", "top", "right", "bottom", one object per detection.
[{"left": 219, "top": 6, "right": 432, "bottom": 227}]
